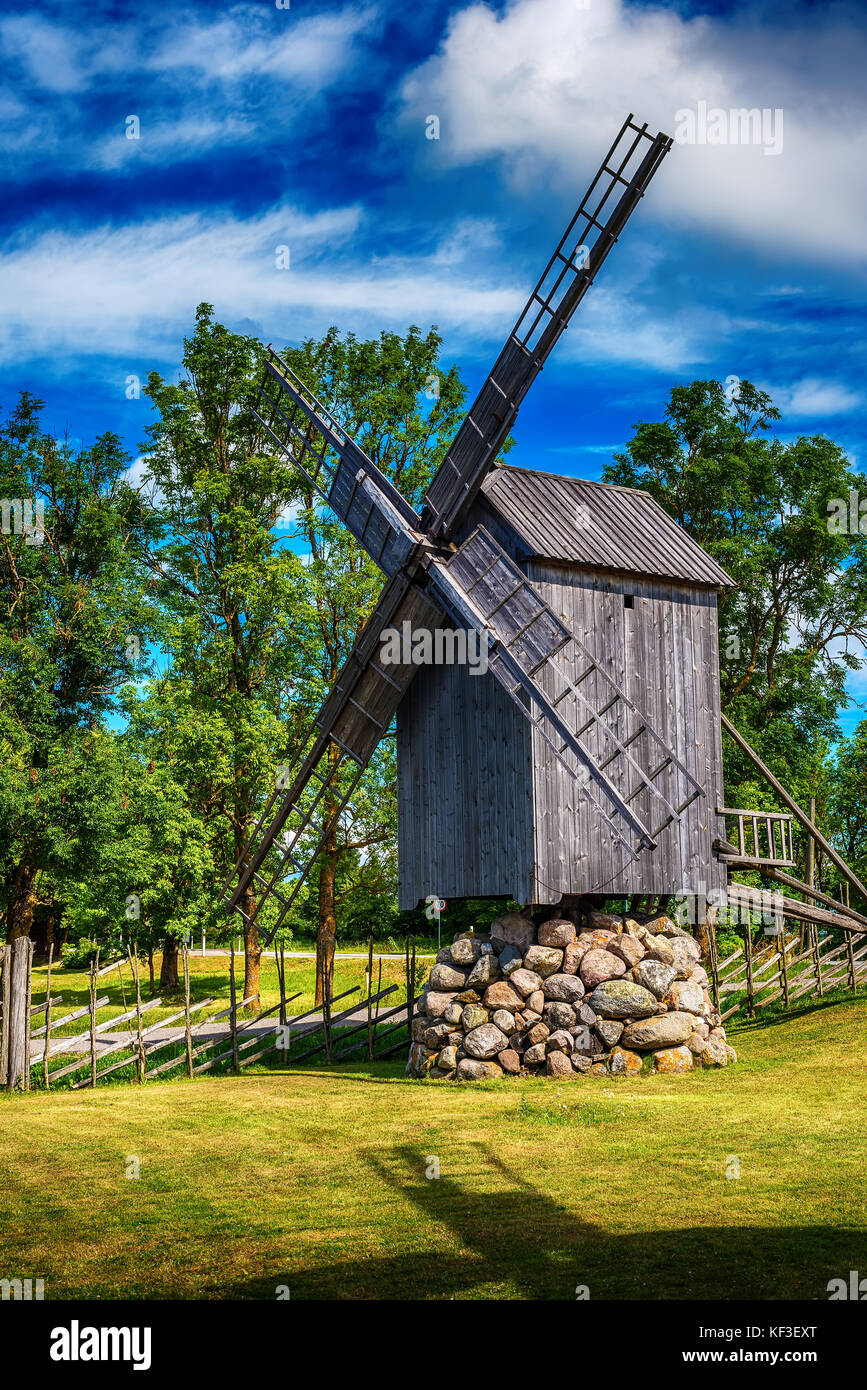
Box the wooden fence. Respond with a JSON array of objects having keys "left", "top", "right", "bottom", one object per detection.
[{"left": 0, "top": 938, "right": 421, "bottom": 1093}]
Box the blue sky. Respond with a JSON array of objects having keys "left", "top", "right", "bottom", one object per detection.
[{"left": 2, "top": 0, "right": 866, "bottom": 724}]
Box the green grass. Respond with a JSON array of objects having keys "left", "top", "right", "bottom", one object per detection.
[{"left": 2, "top": 995, "right": 865, "bottom": 1300}]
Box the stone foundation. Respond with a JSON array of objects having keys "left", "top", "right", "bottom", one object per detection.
[{"left": 407, "top": 910, "right": 737, "bottom": 1080}]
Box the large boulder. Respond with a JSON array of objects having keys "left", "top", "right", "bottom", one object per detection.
[
  {"left": 652, "top": 1045, "right": 693, "bottom": 1074},
  {"left": 498, "top": 1048, "right": 521, "bottom": 1075},
  {"left": 490, "top": 912, "right": 536, "bottom": 953},
  {"left": 661, "top": 979, "right": 704, "bottom": 1015},
  {"left": 461, "top": 1003, "right": 488, "bottom": 1031},
  {"left": 607, "top": 934, "right": 646, "bottom": 969},
  {"left": 543, "top": 1001, "right": 576, "bottom": 1031},
  {"left": 608, "top": 1046, "right": 643, "bottom": 1076},
  {"left": 620, "top": 1011, "right": 695, "bottom": 1050},
  {"left": 562, "top": 941, "right": 590, "bottom": 975},
  {"left": 577, "top": 927, "right": 618, "bottom": 951},
  {"left": 510, "top": 967, "right": 544, "bottom": 998},
  {"left": 538, "top": 917, "right": 577, "bottom": 949},
  {"left": 579, "top": 948, "right": 627, "bottom": 989},
  {"left": 484, "top": 981, "right": 523, "bottom": 1012},
  {"left": 587, "top": 979, "right": 659, "bottom": 1020},
  {"left": 457, "top": 1058, "right": 503, "bottom": 1080},
  {"left": 543, "top": 972, "right": 586, "bottom": 1004},
  {"left": 698, "top": 1035, "right": 729, "bottom": 1067},
  {"left": 594, "top": 1017, "right": 624, "bottom": 1047},
  {"left": 523, "top": 944, "right": 564, "bottom": 978},
  {"left": 546, "top": 1050, "right": 575, "bottom": 1077},
  {"left": 450, "top": 936, "right": 483, "bottom": 968},
  {"left": 464, "top": 1023, "right": 510, "bottom": 1059},
  {"left": 634, "top": 959, "right": 677, "bottom": 999},
  {"left": 644, "top": 938, "right": 676, "bottom": 968},
  {"left": 429, "top": 963, "right": 468, "bottom": 992}
]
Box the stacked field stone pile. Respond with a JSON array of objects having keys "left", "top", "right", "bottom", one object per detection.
[{"left": 407, "top": 910, "right": 737, "bottom": 1080}]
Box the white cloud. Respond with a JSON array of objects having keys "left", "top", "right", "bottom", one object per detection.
[
  {"left": 399, "top": 0, "right": 867, "bottom": 263},
  {"left": 145, "top": 9, "right": 375, "bottom": 86},
  {"left": 0, "top": 195, "right": 758, "bottom": 375},
  {"left": 0, "top": 202, "right": 522, "bottom": 370},
  {"left": 767, "top": 377, "right": 863, "bottom": 419}
]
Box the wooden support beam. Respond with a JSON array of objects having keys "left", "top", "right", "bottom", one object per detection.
[
  {"left": 759, "top": 868, "right": 867, "bottom": 930},
  {"left": 727, "top": 882, "right": 865, "bottom": 937}
]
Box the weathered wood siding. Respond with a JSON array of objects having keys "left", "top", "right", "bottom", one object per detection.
[
  {"left": 396, "top": 657, "right": 535, "bottom": 909},
  {"left": 396, "top": 504, "right": 727, "bottom": 908},
  {"left": 527, "top": 563, "right": 727, "bottom": 901}
]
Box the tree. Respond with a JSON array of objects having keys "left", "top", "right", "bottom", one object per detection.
[
  {"left": 278, "top": 326, "right": 469, "bottom": 1002},
  {"left": 140, "top": 306, "right": 307, "bottom": 1007},
  {"left": 0, "top": 393, "right": 155, "bottom": 944},
  {"left": 604, "top": 379, "right": 867, "bottom": 856}
]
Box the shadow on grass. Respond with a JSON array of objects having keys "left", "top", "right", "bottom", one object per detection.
[{"left": 218, "top": 1143, "right": 867, "bottom": 1300}]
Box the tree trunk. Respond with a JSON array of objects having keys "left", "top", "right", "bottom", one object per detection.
[
  {"left": 159, "top": 937, "right": 179, "bottom": 991},
  {"left": 240, "top": 884, "right": 261, "bottom": 1013},
  {"left": 6, "top": 862, "right": 38, "bottom": 942},
  {"left": 147, "top": 944, "right": 155, "bottom": 996}
]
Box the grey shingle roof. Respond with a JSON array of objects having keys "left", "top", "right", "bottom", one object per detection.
[{"left": 481, "top": 465, "right": 736, "bottom": 588}]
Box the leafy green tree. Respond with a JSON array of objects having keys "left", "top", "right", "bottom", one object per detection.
[
  {"left": 0, "top": 393, "right": 155, "bottom": 943},
  {"left": 604, "top": 379, "right": 867, "bottom": 875},
  {"left": 279, "top": 326, "right": 468, "bottom": 1001},
  {"left": 140, "top": 306, "right": 307, "bottom": 1005}
]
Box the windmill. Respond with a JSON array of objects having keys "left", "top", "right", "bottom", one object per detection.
[{"left": 223, "top": 114, "right": 727, "bottom": 943}]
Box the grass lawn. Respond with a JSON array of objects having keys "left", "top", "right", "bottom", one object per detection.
[{"left": 1, "top": 994, "right": 865, "bottom": 1300}]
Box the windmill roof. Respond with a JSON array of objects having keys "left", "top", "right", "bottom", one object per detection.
[{"left": 481, "top": 465, "right": 736, "bottom": 588}]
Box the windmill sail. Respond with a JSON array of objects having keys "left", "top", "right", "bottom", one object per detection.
[
  {"left": 221, "top": 576, "right": 442, "bottom": 940},
  {"left": 254, "top": 349, "right": 424, "bottom": 576},
  {"left": 421, "top": 116, "right": 672, "bottom": 543}
]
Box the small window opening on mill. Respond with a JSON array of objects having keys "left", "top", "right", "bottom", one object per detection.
[{"left": 624, "top": 593, "right": 634, "bottom": 609}]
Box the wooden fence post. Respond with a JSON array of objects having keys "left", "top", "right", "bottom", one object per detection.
[
  {"left": 0, "top": 944, "right": 9, "bottom": 1087},
  {"left": 182, "top": 944, "right": 193, "bottom": 1079},
  {"left": 366, "top": 935, "right": 374, "bottom": 1061},
  {"left": 89, "top": 950, "right": 100, "bottom": 1088},
  {"left": 744, "top": 921, "right": 755, "bottom": 1019},
  {"left": 43, "top": 943, "right": 54, "bottom": 1091},
  {"left": 130, "top": 946, "right": 145, "bottom": 1083},
  {"left": 229, "top": 940, "right": 239, "bottom": 1073}
]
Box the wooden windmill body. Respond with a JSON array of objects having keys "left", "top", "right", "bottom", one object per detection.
[{"left": 397, "top": 467, "right": 734, "bottom": 908}]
